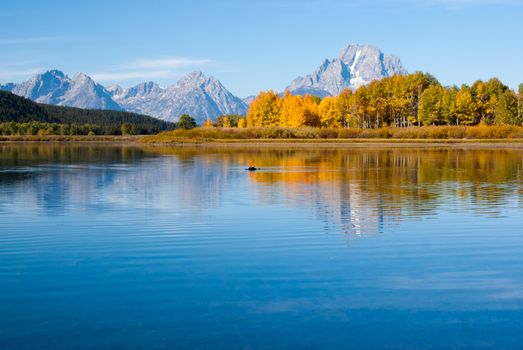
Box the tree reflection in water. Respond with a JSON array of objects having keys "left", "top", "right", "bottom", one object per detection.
[{"left": 1, "top": 144, "right": 522, "bottom": 235}]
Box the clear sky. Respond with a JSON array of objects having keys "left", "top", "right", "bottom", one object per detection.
[{"left": 1, "top": 0, "right": 522, "bottom": 97}]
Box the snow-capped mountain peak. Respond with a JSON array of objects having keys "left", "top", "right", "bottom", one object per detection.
[
  {"left": 105, "top": 84, "right": 124, "bottom": 97},
  {"left": 4, "top": 69, "right": 121, "bottom": 110},
  {"left": 110, "top": 72, "right": 247, "bottom": 123},
  {"left": 171, "top": 71, "right": 216, "bottom": 91},
  {"left": 184, "top": 70, "right": 207, "bottom": 81},
  {"left": 11, "top": 69, "right": 72, "bottom": 103},
  {"left": 63, "top": 72, "right": 121, "bottom": 110},
  {"left": 287, "top": 44, "right": 408, "bottom": 96},
  {"left": 123, "top": 82, "right": 162, "bottom": 99}
]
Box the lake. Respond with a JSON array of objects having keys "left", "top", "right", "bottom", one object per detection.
[{"left": 1, "top": 144, "right": 523, "bottom": 349}]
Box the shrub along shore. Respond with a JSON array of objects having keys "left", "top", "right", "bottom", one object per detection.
[
  {"left": 3, "top": 126, "right": 523, "bottom": 145},
  {"left": 142, "top": 125, "right": 523, "bottom": 143}
]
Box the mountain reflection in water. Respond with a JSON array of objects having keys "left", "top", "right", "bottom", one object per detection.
[{"left": 1, "top": 145, "right": 521, "bottom": 234}]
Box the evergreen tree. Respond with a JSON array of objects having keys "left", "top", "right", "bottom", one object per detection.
[
  {"left": 177, "top": 114, "right": 197, "bottom": 130},
  {"left": 0, "top": 90, "right": 174, "bottom": 134},
  {"left": 120, "top": 123, "right": 135, "bottom": 135}
]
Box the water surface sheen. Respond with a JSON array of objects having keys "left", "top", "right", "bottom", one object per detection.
[{"left": 1, "top": 144, "right": 523, "bottom": 349}]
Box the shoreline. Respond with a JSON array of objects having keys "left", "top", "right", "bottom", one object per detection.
[
  {"left": 2, "top": 135, "right": 523, "bottom": 148},
  {"left": 143, "top": 140, "right": 523, "bottom": 149},
  {"left": 0, "top": 135, "right": 144, "bottom": 145}
]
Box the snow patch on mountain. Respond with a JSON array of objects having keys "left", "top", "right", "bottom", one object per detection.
[
  {"left": 287, "top": 44, "right": 408, "bottom": 96},
  {"left": 111, "top": 71, "right": 248, "bottom": 123},
  {"left": 6, "top": 70, "right": 121, "bottom": 110}
]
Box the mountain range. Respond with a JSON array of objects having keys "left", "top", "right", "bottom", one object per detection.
[
  {"left": 106, "top": 71, "right": 248, "bottom": 124},
  {"left": 0, "top": 44, "right": 407, "bottom": 123},
  {"left": 0, "top": 70, "right": 248, "bottom": 124},
  {"left": 1, "top": 70, "right": 121, "bottom": 111}
]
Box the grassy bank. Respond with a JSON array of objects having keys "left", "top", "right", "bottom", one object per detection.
[
  {"left": 0, "top": 135, "right": 143, "bottom": 143},
  {"left": 142, "top": 125, "right": 523, "bottom": 143},
  {"left": 4, "top": 126, "right": 523, "bottom": 146}
]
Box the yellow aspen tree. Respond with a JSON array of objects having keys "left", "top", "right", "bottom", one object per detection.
[
  {"left": 302, "top": 95, "right": 321, "bottom": 127},
  {"left": 203, "top": 118, "right": 213, "bottom": 128},
  {"left": 281, "top": 91, "right": 304, "bottom": 127},
  {"left": 246, "top": 91, "right": 282, "bottom": 127},
  {"left": 319, "top": 96, "right": 340, "bottom": 128},
  {"left": 222, "top": 116, "right": 231, "bottom": 128},
  {"left": 455, "top": 86, "right": 475, "bottom": 125},
  {"left": 237, "top": 118, "right": 246, "bottom": 128},
  {"left": 336, "top": 89, "right": 354, "bottom": 128}
]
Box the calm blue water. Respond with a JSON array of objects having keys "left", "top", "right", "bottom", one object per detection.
[{"left": 1, "top": 145, "right": 523, "bottom": 349}]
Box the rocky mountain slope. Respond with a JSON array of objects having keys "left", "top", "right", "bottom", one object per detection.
[
  {"left": 108, "top": 72, "right": 248, "bottom": 124},
  {"left": 8, "top": 70, "right": 121, "bottom": 110},
  {"left": 287, "top": 44, "right": 407, "bottom": 96}
]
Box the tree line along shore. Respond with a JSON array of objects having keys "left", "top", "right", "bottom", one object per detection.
[
  {"left": 147, "top": 72, "right": 523, "bottom": 142},
  {"left": 2, "top": 72, "right": 523, "bottom": 142},
  {"left": 219, "top": 73, "right": 523, "bottom": 129}
]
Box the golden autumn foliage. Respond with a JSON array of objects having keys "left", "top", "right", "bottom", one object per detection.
[
  {"left": 185, "top": 74, "right": 522, "bottom": 131},
  {"left": 301, "top": 95, "right": 321, "bottom": 127},
  {"left": 250, "top": 91, "right": 321, "bottom": 128},
  {"left": 278, "top": 91, "right": 303, "bottom": 127},
  {"left": 280, "top": 91, "right": 303, "bottom": 127},
  {"left": 246, "top": 91, "right": 282, "bottom": 127},
  {"left": 237, "top": 118, "right": 246, "bottom": 128},
  {"left": 221, "top": 116, "right": 231, "bottom": 128},
  {"left": 203, "top": 118, "right": 213, "bottom": 128},
  {"left": 240, "top": 74, "right": 523, "bottom": 129},
  {"left": 144, "top": 125, "right": 523, "bottom": 142},
  {"left": 319, "top": 96, "right": 340, "bottom": 128}
]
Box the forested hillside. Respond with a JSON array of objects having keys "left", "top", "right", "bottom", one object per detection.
[{"left": 0, "top": 91, "right": 175, "bottom": 135}]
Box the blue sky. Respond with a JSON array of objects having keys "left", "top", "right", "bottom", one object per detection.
[{"left": 0, "top": 0, "right": 522, "bottom": 97}]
